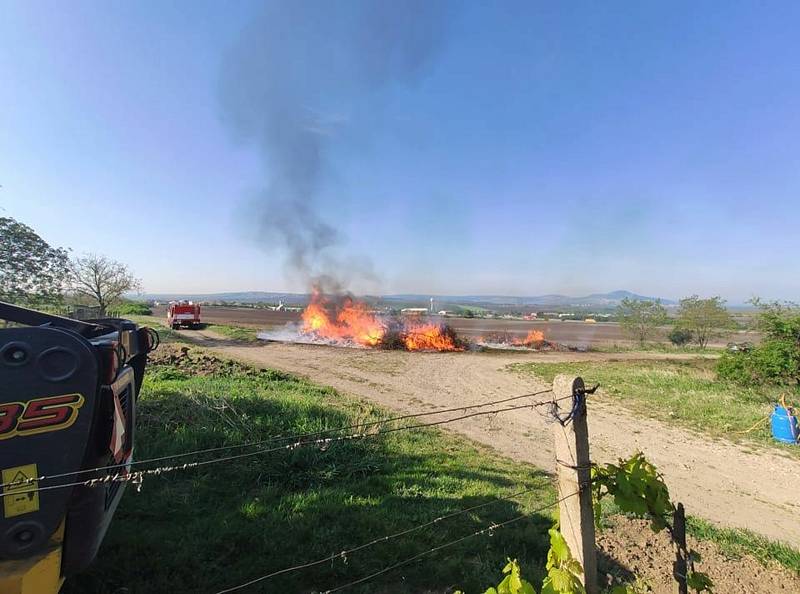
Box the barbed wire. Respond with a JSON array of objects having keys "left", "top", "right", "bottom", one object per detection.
[
  {"left": 215, "top": 489, "right": 538, "bottom": 592},
  {"left": 318, "top": 491, "right": 580, "bottom": 594},
  {"left": 214, "top": 485, "right": 546, "bottom": 593},
  {"left": 1, "top": 392, "right": 576, "bottom": 498},
  {"left": 0, "top": 388, "right": 554, "bottom": 491}
]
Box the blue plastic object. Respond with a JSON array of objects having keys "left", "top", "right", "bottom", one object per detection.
[{"left": 771, "top": 405, "right": 799, "bottom": 444}]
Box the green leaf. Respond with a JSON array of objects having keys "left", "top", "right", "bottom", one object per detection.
[
  {"left": 548, "top": 528, "right": 570, "bottom": 562},
  {"left": 541, "top": 528, "right": 586, "bottom": 594},
  {"left": 479, "top": 559, "right": 538, "bottom": 594}
]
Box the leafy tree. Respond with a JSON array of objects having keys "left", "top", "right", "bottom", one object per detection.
[
  {"left": 0, "top": 216, "right": 70, "bottom": 306},
  {"left": 676, "top": 296, "right": 734, "bottom": 348},
  {"left": 616, "top": 298, "right": 667, "bottom": 344},
  {"left": 668, "top": 327, "right": 693, "bottom": 347},
  {"left": 717, "top": 300, "right": 800, "bottom": 388},
  {"left": 69, "top": 254, "right": 142, "bottom": 315}
]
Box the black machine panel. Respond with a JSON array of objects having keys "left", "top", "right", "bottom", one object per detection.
[
  {"left": 0, "top": 327, "right": 99, "bottom": 559},
  {"left": 0, "top": 301, "right": 156, "bottom": 576}
]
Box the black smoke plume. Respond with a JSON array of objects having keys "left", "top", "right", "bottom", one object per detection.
[{"left": 220, "top": 0, "right": 453, "bottom": 292}]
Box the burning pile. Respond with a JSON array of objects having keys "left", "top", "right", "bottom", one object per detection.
[
  {"left": 478, "top": 330, "right": 566, "bottom": 351},
  {"left": 299, "top": 291, "right": 463, "bottom": 351}
]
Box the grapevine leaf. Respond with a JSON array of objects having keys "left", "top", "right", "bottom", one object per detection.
[
  {"left": 497, "top": 574, "right": 513, "bottom": 594},
  {"left": 548, "top": 528, "right": 570, "bottom": 562}
]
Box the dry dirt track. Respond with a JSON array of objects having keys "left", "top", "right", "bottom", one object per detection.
[{"left": 180, "top": 328, "right": 800, "bottom": 548}]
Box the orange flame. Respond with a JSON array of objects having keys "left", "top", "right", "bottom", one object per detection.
[
  {"left": 300, "top": 290, "right": 461, "bottom": 351},
  {"left": 403, "top": 323, "right": 460, "bottom": 351},
  {"left": 302, "top": 293, "right": 385, "bottom": 347},
  {"left": 478, "top": 329, "right": 547, "bottom": 348},
  {"left": 512, "top": 329, "right": 545, "bottom": 346}
]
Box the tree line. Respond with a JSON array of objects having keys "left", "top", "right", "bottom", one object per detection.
[
  {"left": 0, "top": 216, "right": 140, "bottom": 315},
  {"left": 617, "top": 295, "right": 800, "bottom": 391},
  {"left": 616, "top": 295, "right": 734, "bottom": 348}
]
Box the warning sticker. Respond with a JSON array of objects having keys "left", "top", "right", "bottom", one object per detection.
[{"left": 2, "top": 464, "right": 39, "bottom": 518}]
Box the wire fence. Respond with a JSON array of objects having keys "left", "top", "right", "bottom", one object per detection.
[
  {"left": 1, "top": 376, "right": 590, "bottom": 594},
  {"left": 318, "top": 491, "right": 580, "bottom": 594},
  {"left": 217, "top": 490, "right": 580, "bottom": 594},
  {"left": 0, "top": 388, "right": 554, "bottom": 490},
  {"left": 1, "top": 389, "right": 568, "bottom": 496}
]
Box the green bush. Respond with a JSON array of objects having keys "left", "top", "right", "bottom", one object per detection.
[
  {"left": 668, "top": 327, "right": 693, "bottom": 346},
  {"left": 716, "top": 301, "right": 800, "bottom": 388},
  {"left": 111, "top": 302, "right": 152, "bottom": 316}
]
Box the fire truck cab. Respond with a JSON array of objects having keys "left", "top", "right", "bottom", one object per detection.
[{"left": 167, "top": 300, "right": 201, "bottom": 329}]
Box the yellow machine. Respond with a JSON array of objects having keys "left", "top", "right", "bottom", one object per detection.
[{"left": 0, "top": 302, "right": 156, "bottom": 593}]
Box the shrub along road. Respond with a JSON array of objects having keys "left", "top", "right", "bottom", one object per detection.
[{"left": 177, "top": 327, "right": 800, "bottom": 549}]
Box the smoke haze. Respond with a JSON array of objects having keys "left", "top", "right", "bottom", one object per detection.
[{"left": 220, "top": 0, "right": 453, "bottom": 293}]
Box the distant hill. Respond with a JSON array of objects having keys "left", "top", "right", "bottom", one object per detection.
[
  {"left": 140, "top": 291, "right": 308, "bottom": 305},
  {"left": 138, "top": 290, "right": 674, "bottom": 308}
]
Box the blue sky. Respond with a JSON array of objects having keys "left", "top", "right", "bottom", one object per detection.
[{"left": 2, "top": 1, "right": 799, "bottom": 302}]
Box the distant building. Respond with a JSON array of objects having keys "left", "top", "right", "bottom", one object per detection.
[{"left": 401, "top": 308, "right": 428, "bottom": 315}]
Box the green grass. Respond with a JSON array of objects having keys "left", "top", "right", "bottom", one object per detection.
[
  {"left": 63, "top": 353, "right": 557, "bottom": 594},
  {"left": 587, "top": 342, "right": 723, "bottom": 354},
  {"left": 510, "top": 359, "right": 797, "bottom": 453},
  {"left": 207, "top": 323, "right": 260, "bottom": 342},
  {"left": 686, "top": 516, "right": 800, "bottom": 574},
  {"left": 125, "top": 314, "right": 260, "bottom": 343},
  {"left": 123, "top": 314, "right": 188, "bottom": 344}
]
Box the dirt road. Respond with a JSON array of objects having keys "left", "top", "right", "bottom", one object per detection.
[{"left": 179, "top": 328, "right": 800, "bottom": 547}]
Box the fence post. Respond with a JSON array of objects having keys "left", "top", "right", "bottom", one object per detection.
[
  {"left": 552, "top": 374, "right": 598, "bottom": 594},
  {"left": 673, "top": 502, "right": 688, "bottom": 594}
]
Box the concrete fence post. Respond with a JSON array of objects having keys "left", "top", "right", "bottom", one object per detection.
[{"left": 552, "top": 374, "right": 598, "bottom": 594}]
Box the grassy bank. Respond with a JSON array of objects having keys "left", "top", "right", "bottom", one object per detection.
[
  {"left": 687, "top": 517, "right": 800, "bottom": 574},
  {"left": 206, "top": 323, "right": 260, "bottom": 342},
  {"left": 63, "top": 348, "right": 556, "bottom": 594},
  {"left": 124, "top": 314, "right": 187, "bottom": 344},
  {"left": 510, "top": 359, "right": 796, "bottom": 453},
  {"left": 587, "top": 342, "right": 723, "bottom": 354}
]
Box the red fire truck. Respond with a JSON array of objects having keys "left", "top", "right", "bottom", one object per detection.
[{"left": 167, "top": 300, "right": 201, "bottom": 329}]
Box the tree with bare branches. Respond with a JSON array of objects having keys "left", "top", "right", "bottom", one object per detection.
[{"left": 69, "top": 254, "right": 141, "bottom": 315}]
